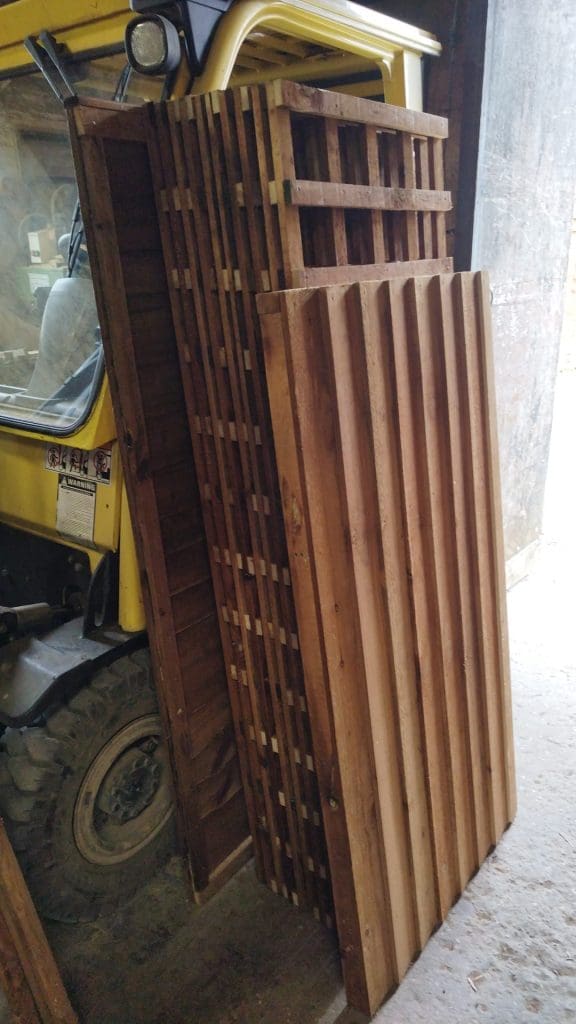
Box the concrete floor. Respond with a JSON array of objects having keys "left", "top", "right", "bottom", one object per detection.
[{"left": 2, "top": 300, "right": 575, "bottom": 1024}]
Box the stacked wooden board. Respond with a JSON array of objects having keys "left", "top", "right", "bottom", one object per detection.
[
  {"left": 142, "top": 80, "right": 455, "bottom": 926},
  {"left": 259, "top": 272, "right": 516, "bottom": 1014},
  {"left": 68, "top": 83, "right": 515, "bottom": 1017}
]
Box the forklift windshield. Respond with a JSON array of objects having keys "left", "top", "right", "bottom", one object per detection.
[{"left": 0, "top": 54, "right": 161, "bottom": 434}]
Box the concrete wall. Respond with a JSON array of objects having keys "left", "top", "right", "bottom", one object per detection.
[
  {"left": 376, "top": 0, "right": 576, "bottom": 562},
  {"left": 471, "top": 0, "right": 576, "bottom": 560}
]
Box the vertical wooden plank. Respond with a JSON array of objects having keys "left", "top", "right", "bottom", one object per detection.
[
  {"left": 384, "top": 276, "right": 455, "bottom": 920},
  {"left": 249, "top": 85, "right": 283, "bottom": 292},
  {"left": 265, "top": 84, "right": 305, "bottom": 273},
  {"left": 324, "top": 119, "right": 348, "bottom": 265},
  {"left": 454, "top": 274, "right": 508, "bottom": 842},
  {"left": 261, "top": 296, "right": 376, "bottom": 1011},
  {"left": 261, "top": 289, "right": 394, "bottom": 1015},
  {"left": 0, "top": 822, "right": 78, "bottom": 1024},
  {"left": 474, "top": 273, "right": 516, "bottom": 821},
  {"left": 415, "top": 138, "right": 434, "bottom": 258},
  {"left": 387, "top": 134, "right": 405, "bottom": 261},
  {"left": 359, "top": 281, "right": 438, "bottom": 946},
  {"left": 322, "top": 284, "right": 420, "bottom": 975},
  {"left": 409, "top": 275, "right": 478, "bottom": 892},
  {"left": 431, "top": 139, "right": 447, "bottom": 258},
  {"left": 434, "top": 275, "right": 491, "bottom": 864},
  {"left": 365, "top": 126, "right": 386, "bottom": 263},
  {"left": 400, "top": 134, "right": 419, "bottom": 260}
]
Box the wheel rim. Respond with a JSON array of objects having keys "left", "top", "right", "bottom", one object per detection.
[{"left": 73, "top": 714, "right": 174, "bottom": 866}]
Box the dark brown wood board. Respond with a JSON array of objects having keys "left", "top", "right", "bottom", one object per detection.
[
  {"left": 257, "top": 271, "right": 516, "bottom": 1016},
  {"left": 67, "top": 99, "right": 250, "bottom": 894},
  {"left": 0, "top": 820, "right": 78, "bottom": 1024}
]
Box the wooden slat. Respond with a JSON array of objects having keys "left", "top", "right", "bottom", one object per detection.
[
  {"left": 365, "top": 125, "right": 386, "bottom": 263},
  {"left": 415, "top": 138, "right": 434, "bottom": 258},
  {"left": 0, "top": 821, "right": 77, "bottom": 1024},
  {"left": 284, "top": 179, "right": 452, "bottom": 211},
  {"left": 289, "top": 257, "right": 453, "bottom": 288},
  {"left": 271, "top": 78, "right": 449, "bottom": 138},
  {"left": 400, "top": 134, "right": 419, "bottom": 259},
  {"left": 260, "top": 297, "right": 391, "bottom": 1010},
  {"left": 431, "top": 138, "right": 447, "bottom": 258},
  {"left": 324, "top": 119, "right": 348, "bottom": 265},
  {"left": 474, "top": 273, "right": 517, "bottom": 817},
  {"left": 258, "top": 271, "right": 515, "bottom": 1016}
]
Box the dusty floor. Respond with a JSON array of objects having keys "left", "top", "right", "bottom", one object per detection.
[{"left": 2, "top": 284, "right": 575, "bottom": 1024}]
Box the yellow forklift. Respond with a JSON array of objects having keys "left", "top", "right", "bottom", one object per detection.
[{"left": 0, "top": 0, "right": 439, "bottom": 922}]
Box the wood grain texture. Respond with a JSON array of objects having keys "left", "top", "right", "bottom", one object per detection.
[
  {"left": 258, "top": 271, "right": 515, "bottom": 1016},
  {"left": 137, "top": 79, "right": 452, "bottom": 926},
  {"left": 67, "top": 103, "right": 250, "bottom": 892},
  {"left": 66, "top": 82, "right": 463, "bottom": 1014},
  {"left": 0, "top": 821, "right": 77, "bottom": 1024}
]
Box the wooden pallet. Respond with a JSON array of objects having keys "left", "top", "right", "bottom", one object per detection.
[
  {"left": 0, "top": 820, "right": 78, "bottom": 1024},
  {"left": 141, "top": 81, "right": 453, "bottom": 922},
  {"left": 69, "top": 100, "right": 250, "bottom": 893},
  {"left": 258, "top": 271, "right": 516, "bottom": 1015}
]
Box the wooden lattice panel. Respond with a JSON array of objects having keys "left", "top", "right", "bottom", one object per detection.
[
  {"left": 258, "top": 272, "right": 516, "bottom": 1015},
  {"left": 144, "top": 81, "right": 452, "bottom": 922}
]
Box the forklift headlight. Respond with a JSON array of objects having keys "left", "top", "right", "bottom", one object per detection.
[{"left": 125, "top": 15, "right": 181, "bottom": 75}]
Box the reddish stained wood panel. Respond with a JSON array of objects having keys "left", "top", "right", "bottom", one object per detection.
[{"left": 258, "top": 271, "right": 515, "bottom": 1016}]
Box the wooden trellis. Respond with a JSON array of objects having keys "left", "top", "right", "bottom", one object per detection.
[
  {"left": 144, "top": 80, "right": 452, "bottom": 922},
  {"left": 67, "top": 84, "right": 515, "bottom": 1018}
]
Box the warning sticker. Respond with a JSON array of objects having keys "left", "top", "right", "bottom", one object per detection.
[
  {"left": 45, "top": 443, "right": 112, "bottom": 485},
  {"left": 56, "top": 475, "right": 96, "bottom": 542}
]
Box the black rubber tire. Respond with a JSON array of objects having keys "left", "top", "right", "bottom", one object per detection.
[{"left": 0, "top": 649, "right": 176, "bottom": 923}]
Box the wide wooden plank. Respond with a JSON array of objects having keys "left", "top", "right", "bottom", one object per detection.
[
  {"left": 258, "top": 271, "right": 515, "bottom": 1016},
  {"left": 271, "top": 79, "right": 449, "bottom": 138},
  {"left": 288, "top": 257, "right": 452, "bottom": 288},
  {"left": 0, "top": 821, "right": 77, "bottom": 1024},
  {"left": 283, "top": 179, "right": 452, "bottom": 212},
  {"left": 261, "top": 288, "right": 400, "bottom": 1013}
]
